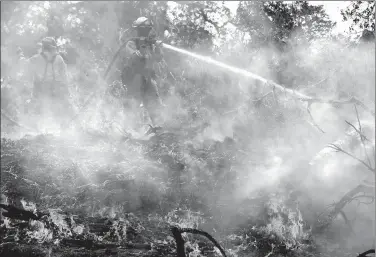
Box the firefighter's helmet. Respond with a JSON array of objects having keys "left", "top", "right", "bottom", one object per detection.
[
  {"left": 132, "top": 17, "right": 153, "bottom": 28},
  {"left": 41, "top": 37, "right": 57, "bottom": 51}
]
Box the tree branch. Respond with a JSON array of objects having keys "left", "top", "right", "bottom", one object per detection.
[
  {"left": 351, "top": 194, "right": 375, "bottom": 205},
  {"left": 298, "top": 96, "right": 375, "bottom": 117},
  {"left": 354, "top": 105, "right": 373, "bottom": 168},
  {"left": 252, "top": 91, "right": 273, "bottom": 102},
  {"left": 315, "top": 184, "right": 375, "bottom": 231},
  {"left": 345, "top": 120, "right": 372, "bottom": 143},
  {"left": 306, "top": 103, "right": 325, "bottom": 133},
  {"left": 338, "top": 210, "right": 355, "bottom": 235},
  {"left": 327, "top": 143, "right": 375, "bottom": 173},
  {"left": 296, "top": 66, "right": 342, "bottom": 90},
  {"left": 357, "top": 249, "right": 375, "bottom": 257}
]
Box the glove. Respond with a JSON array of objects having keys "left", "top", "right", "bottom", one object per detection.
[{"left": 155, "top": 40, "right": 163, "bottom": 47}]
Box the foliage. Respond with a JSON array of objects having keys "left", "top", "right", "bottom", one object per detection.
[
  {"left": 234, "top": 1, "right": 335, "bottom": 46},
  {"left": 341, "top": 1, "right": 376, "bottom": 32},
  {"left": 165, "top": 1, "right": 231, "bottom": 50},
  {"left": 230, "top": 1, "right": 336, "bottom": 87}
]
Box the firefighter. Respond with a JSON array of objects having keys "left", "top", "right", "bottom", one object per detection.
[
  {"left": 23, "top": 37, "right": 74, "bottom": 130},
  {"left": 120, "top": 16, "right": 164, "bottom": 131}
]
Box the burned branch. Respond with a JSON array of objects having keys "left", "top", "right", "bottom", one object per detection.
[
  {"left": 170, "top": 226, "right": 227, "bottom": 257},
  {"left": 357, "top": 249, "right": 375, "bottom": 257}
]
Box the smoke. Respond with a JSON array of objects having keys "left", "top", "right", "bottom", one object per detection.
[
  {"left": 1, "top": 2, "right": 375, "bottom": 255},
  {"left": 157, "top": 18, "right": 375, "bottom": 251}
]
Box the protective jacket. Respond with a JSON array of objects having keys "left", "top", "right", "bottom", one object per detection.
[
  {"left": 25, "top": 52, "right": 69, "bottom": 98},
  {"left": 121, "top": 37, "right": 163, "bottom": 86},
  {"left": 119, "top": 36, "right": 164, "bottom": 126},
  {"left": 23, "top": 51, "right": 73, "bottom": 122}
]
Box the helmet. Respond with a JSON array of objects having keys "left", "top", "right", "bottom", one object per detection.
[
  {"left": 41, "top": 37, "right": 57, "bottom": 51},
  {"left": 132, "top": 17, "right": 153, "bottom": 28}
]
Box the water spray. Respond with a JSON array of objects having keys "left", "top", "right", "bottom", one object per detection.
[
  {"left": 162, "top": 43, "right": 313, "bottom": 101},
  {"left": 73, "top": 41, "right": 313, "bottom": 128}
]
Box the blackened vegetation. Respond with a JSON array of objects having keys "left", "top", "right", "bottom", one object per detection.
[
  {"left": 0, "top": 133, "right": 228, "bottom": 256},
  {"left": 0, "top": 124, "right": 373, "bottom": 257},
  {"left": 0, "top": 204, "right": 229, "bottom": 257},
  {"left": 0, "top": 203, "right": 162, "bottom": 256},
  {"left": 0, "top": 204, "right": 42, "bottom": 221},
  {"left": 0, "top": 133, "right": 290, "bottom": 256}
]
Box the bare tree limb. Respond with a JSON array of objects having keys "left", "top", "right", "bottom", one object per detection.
[
  {"left": 344, "top": 120, "right": 374, "bottom": 168},
  {"left": 354, "top": 105, "right": 373, "bottom": 168},
  {"left": 252, "top": 91, "right": 273, "bottom": 102},
  {"left": 338, "top": 210, "right": 355, "bottom": 235},
  {"left": 297, "top": 96, "right": 375, "bottom": 117},
  {"left": 306, "top": 103, "right": 325, "bottom": 133},
  {"left": 345, "top": 120, "right": 372, "bottom": 143},
  {"left": 296, "top": 67, "right": 342, "bottom": 91},
  {"left": 351, "top": 194, "right": 375, "bottom": 205},
  {"left": 327, "top": 144, "right": 375, "bottom": 173},
  {"left": 316, "top": 184, "right": 375, "bottom": 231}
]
